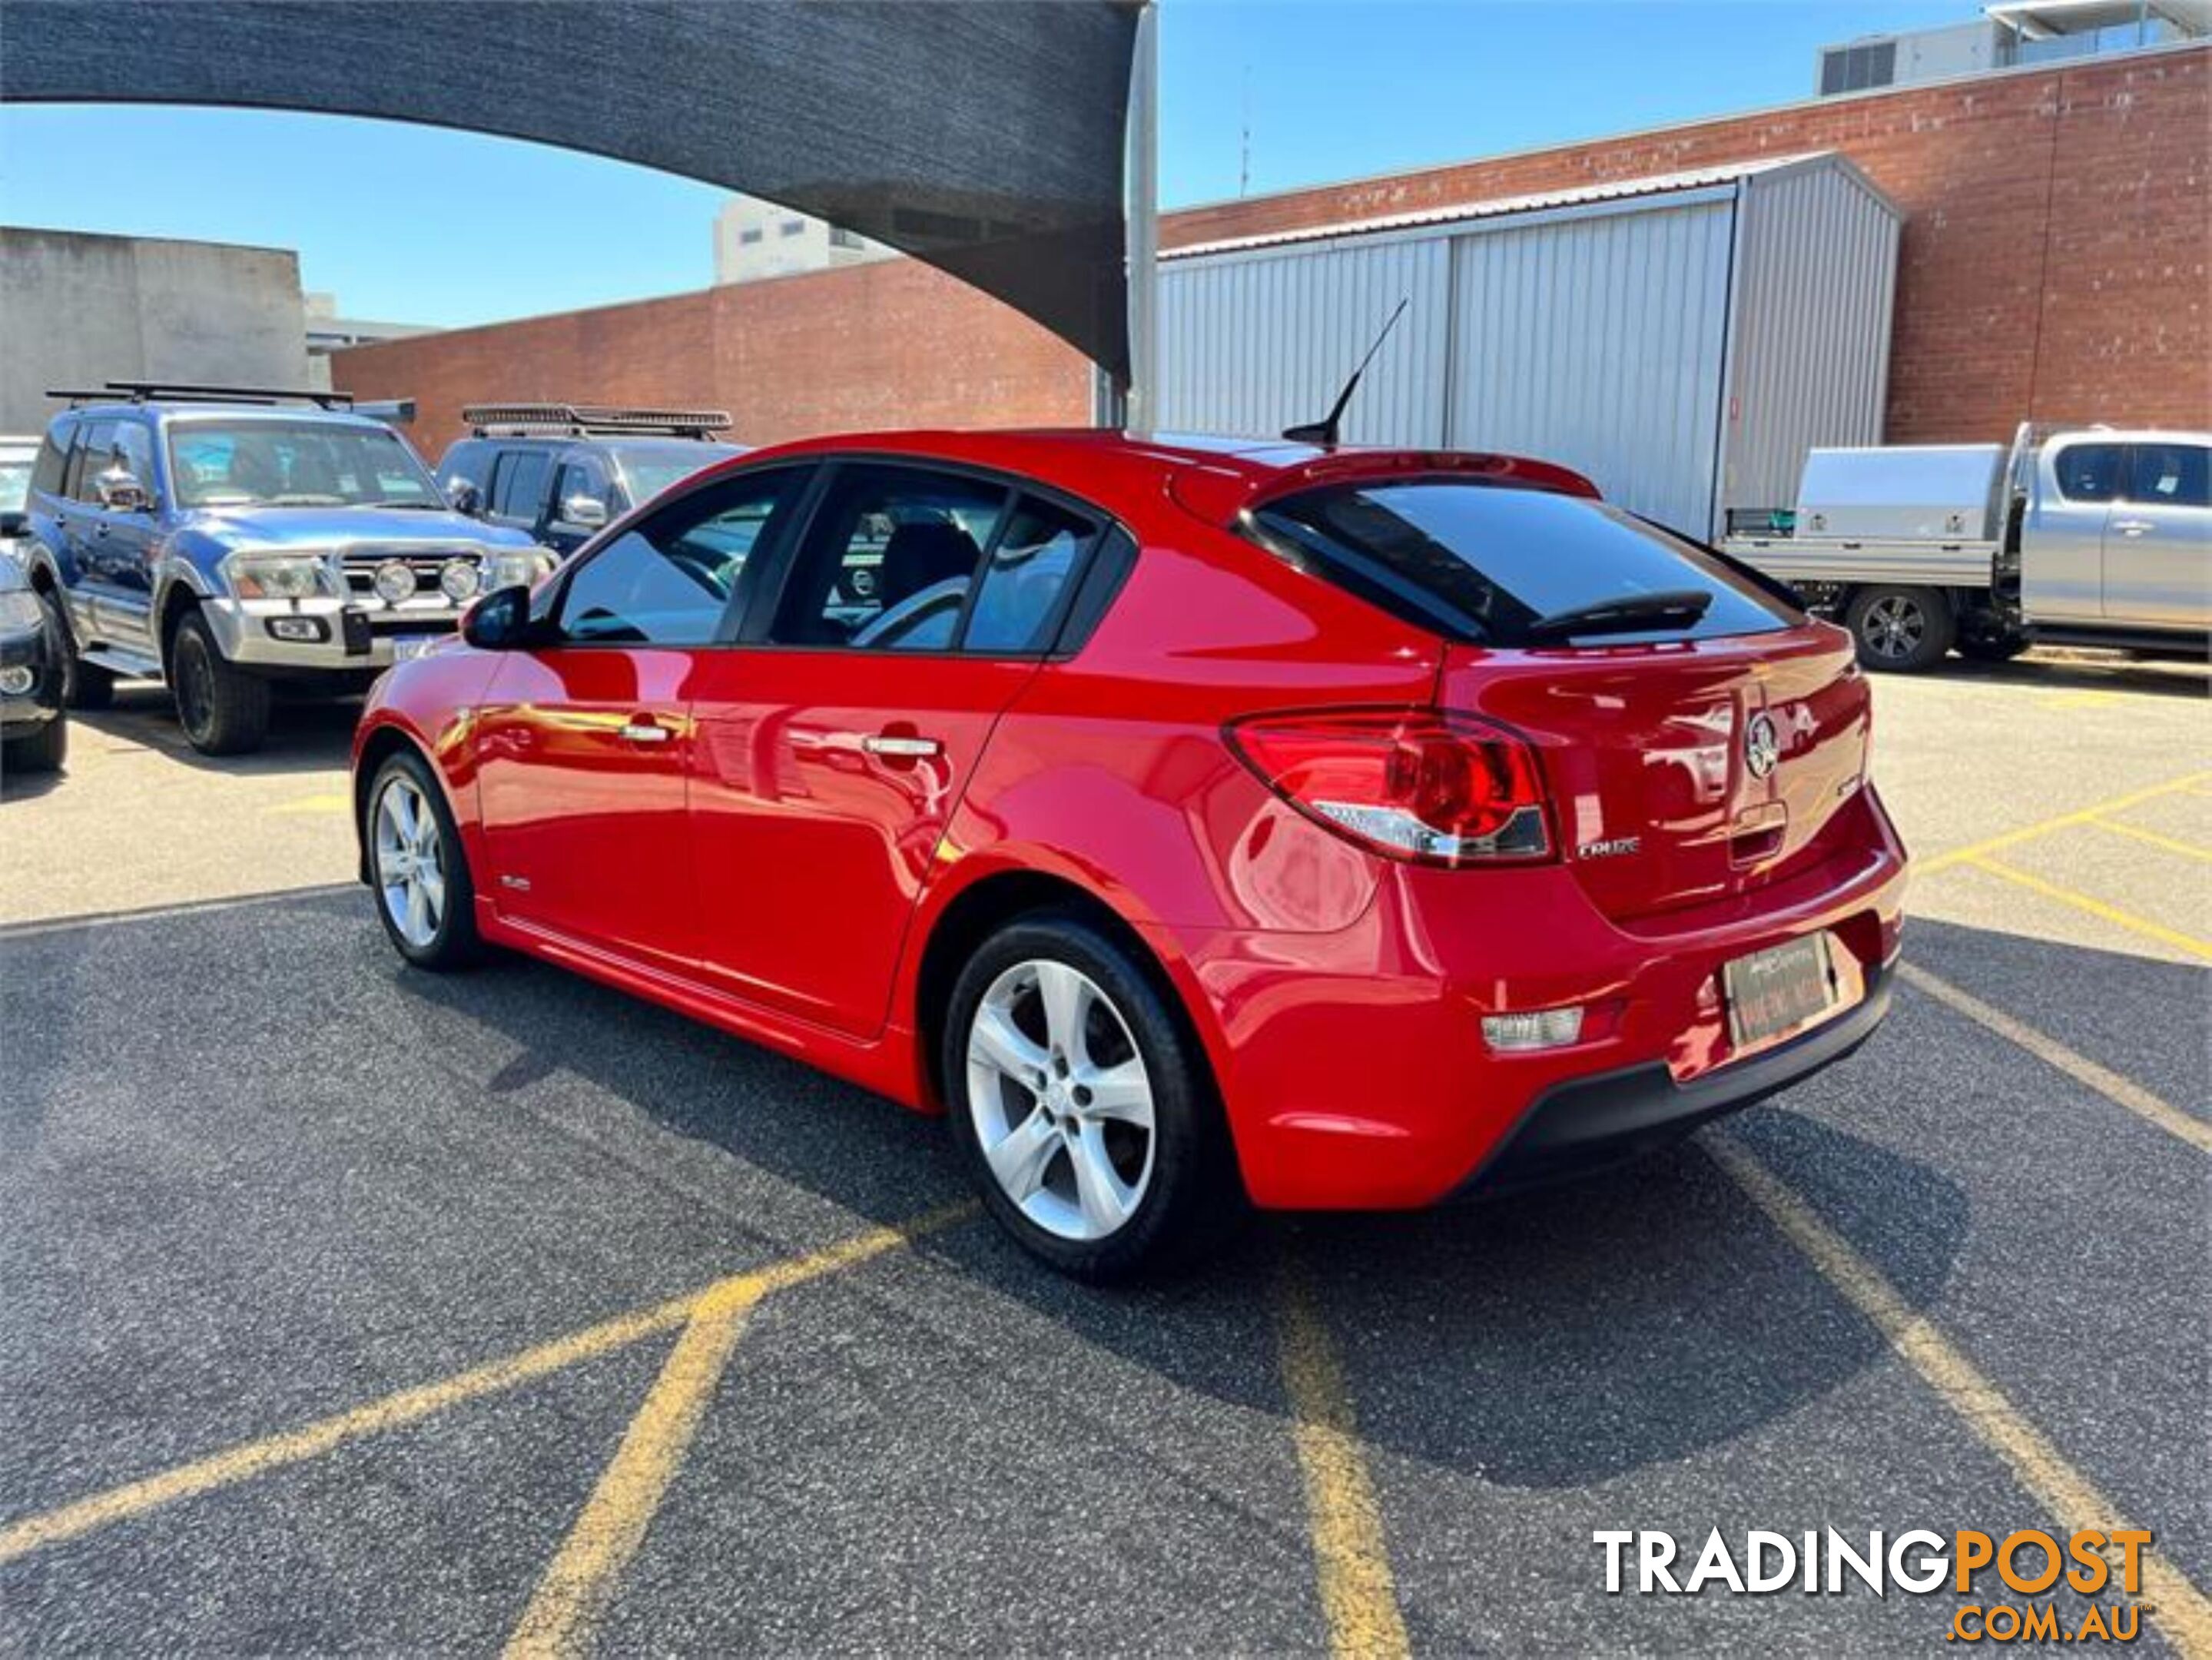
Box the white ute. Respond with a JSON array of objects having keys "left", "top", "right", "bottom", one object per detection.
[{"left": 1723, "top": 423, "right": 2209, "bottom": 671}]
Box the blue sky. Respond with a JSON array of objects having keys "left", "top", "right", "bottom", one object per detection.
[{"left": 0, "top": 2, "right": 1975, "bottom": 330}]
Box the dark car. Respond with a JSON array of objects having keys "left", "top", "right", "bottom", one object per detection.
[
  {"left": 436, "top": 403, "right": 745, "bottom": 556},
  {"left": 0, "top": 556, "right": 66, "bottom": 774}
]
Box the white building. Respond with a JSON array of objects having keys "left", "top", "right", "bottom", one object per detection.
[
  {"left": 713, "top": 195, "right": 897, "bottom": 285},
  {"left": 1816, "top": 0, "right": 2207, "bottom": 95}
]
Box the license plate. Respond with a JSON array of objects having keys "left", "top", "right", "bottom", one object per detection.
[
  {"left": 1723, "top": 933, "right": 1842, "bottom": 1051},
  {"left": 392, "top": 636, "right": 439, "bottom": 663}
]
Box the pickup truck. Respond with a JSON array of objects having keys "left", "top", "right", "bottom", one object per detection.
[{"left": 1722, "top": 424, "right": 2209, "bottom": 671}]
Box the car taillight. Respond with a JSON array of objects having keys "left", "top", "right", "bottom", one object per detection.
[{"left": 1225, "top": 708, "right": 1553, "bottom": 866}]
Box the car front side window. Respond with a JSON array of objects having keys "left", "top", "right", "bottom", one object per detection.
[{"left": 554, "top": 468, "right": 800, "bottom": 646}]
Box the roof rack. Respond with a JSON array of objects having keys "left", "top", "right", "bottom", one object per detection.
[
  {"left": 47, "top": 380, "right": 355, "bottom": 410},
  {"left": 462, "top": 402, "right": 732, "bottom": 440}
]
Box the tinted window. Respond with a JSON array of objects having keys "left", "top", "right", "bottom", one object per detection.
[
  {"left": 490, "top": 450, "right": 552, "bottom": 520},
  {"left": 114, "top": 421, "right": 158, "bottom": 497},
  {"left": 67, "top": 421, "right": 117, "bottom": 503},
  {"left": 30, "top": 423, "right": 73, "bottom": 497},
  {"left": 556, "top": 469, "right": 796, "bottom": 646},
  {"left": 2054, "top": 443, "right": 2124, "bottom": 503},
  {"left": 1252, "top": 481, "right": 1793, "bottom": 646},
  {"left": 771, "top": 464, "right": 1007, "bottom": 649},
  {"left": 2126, "top": 443, "right": 2209, "bottom": 510},
  {"left": 963, "top": 496, "right": 1093, "bottom": 653},
  {"left": 552, "top": 460, "right": 610, "bottom": 522}
]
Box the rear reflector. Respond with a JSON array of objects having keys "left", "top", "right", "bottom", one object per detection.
[
  {"left": 1225, "top": 708, "right": 1552, "bottom": 866},
  {"left": 1481, "top": 1006, "right": 1586, "bottom": 1052}
]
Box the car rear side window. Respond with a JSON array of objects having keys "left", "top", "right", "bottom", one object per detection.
[
  {"left": 1250, "top": 480, "right": 1794, "bottom": 646},
  {"left": 962, "top": 496, "right": 1094, "bottom": 653},
  {"left": 768, "top": 464, "right": 1010, "bottom": 652},
  {"left": 2126, "top": 443, "right": 2209, "bottom": 510},
  {"left": 490, "top": 450, "right": 551, "bottom": 522},
  {"left": 31, "top": 421, "right": 73, "bottom": 497}
]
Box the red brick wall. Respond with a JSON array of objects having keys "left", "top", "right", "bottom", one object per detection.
[
  {"left": 336, "top": 45, "right": 2207, "bottom": 456},
  {"left": 336, "top": 257, "right": 1093, "bottom": 460}
]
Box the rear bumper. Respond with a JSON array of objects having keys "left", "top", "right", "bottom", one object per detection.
[
  {"left": 1454, "top": 961, "right": 1892, "bottom": 1199},
  {"left": 1160, "top": 787, "right": 1909, "bottom": 1211}
]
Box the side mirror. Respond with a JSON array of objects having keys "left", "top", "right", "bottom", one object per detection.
[
  {"left": 96, "top": 468, "right": 154, "bottom": 515},
  {"left": 444, "top": 476, "right": 483, "bottom": 516},
  {"left": 462, "top": 583, "right": 536, "bottom": 650},
  {"left": 562, "top": 494, "right": 609, "bottom": 530}
]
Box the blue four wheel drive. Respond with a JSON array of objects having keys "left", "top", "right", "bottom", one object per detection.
[{"left": 19, "top": 383, "right": 557, "bottom": 755}]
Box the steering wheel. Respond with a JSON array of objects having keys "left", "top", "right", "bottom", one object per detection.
[{"left": 850, "top": 576, "right": 967, "bottom": 649}]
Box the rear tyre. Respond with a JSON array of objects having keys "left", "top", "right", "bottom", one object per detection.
[
  {"left": 1845, "top": 586, "right": 1954, "bottom": 673},
  {"left": 171, "top": 609, "right": 270, "bottom": 755},
  {"left": 3, "top": 715, "right": 67, "bottom": 775},
  {"left": 366, "top": 749, "right": 483, "bottom": 971},
  {"left": 944, "top": 913, "right": 1241, "bottom": 1281}
]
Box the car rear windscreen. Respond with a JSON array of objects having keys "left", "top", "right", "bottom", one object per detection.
[{"left": 1249, "top": 480, "right": 1799, "bottom": 646}]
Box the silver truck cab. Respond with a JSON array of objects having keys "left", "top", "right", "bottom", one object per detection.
[{"left": 2026, "top": 430, "right": 2209, "bottom": 631}]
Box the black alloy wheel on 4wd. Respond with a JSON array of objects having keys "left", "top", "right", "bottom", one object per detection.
[
  {"left": 170, "top": 609, "right": 271, "bottom": 755},
  {"left": 1845, "top": 585, "right": 1955, "bottom": 673},
  {"left": 943, "top": 911, "right": 1242, "bottom": 1281}
]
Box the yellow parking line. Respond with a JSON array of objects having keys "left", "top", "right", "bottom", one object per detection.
[
  {"left": 1898, "top": 962, "right": 2211, "bottom": 1154},
  {"left": 2086, "top": 817, "right": 2212, "bottom": 864},
  {"left": 1274, "top": 1260, "right": 1411, "bottom": 1660},
  {"left": 505, "top": 1204, "right": 974, "bottom": 1658},
  {"left": 0, "top": 1206, "right": 972, "bottom": 1569},
  {"left": 1915, "top": 771, "right": 2212, "bottom": 876},
  {"left": 0, "top": 1290, "right": 699, "bottom": 1565},
  {"left": 1708, "top": 1136, "right": 2212, "bottom": 1660},
  {"left": 267, "top": 792, "right": 352, "bottom": 815},
  {"left": 1965, "top": 857, "right": 2212, "bottom": 962}
]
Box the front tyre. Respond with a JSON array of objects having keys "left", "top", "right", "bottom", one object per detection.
[
  {"left": 366, "top": 749, "right": 483, "bottom": 970},
  {"left": 1845, "top": 586, "right": 1955, "bottom": 673},
  {"left": 945, "top": 914, "right": 1239, "bottom": 1281},
  {"left": 171, "top": 610, "right": 271, "bottom": 754}
]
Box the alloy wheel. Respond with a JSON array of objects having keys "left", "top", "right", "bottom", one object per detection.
[
  {"left": 1862, "top": 594, "right": 1926, "bottom": 661},
  {"left": 373, "top": 775, "right": 448, "bottom": 949},
  {"left": 175, "top": 638, "right": 215, "bottom": 740},
  {"left": 965, "top": 958, "right": 1156, "bottom": 1242}
]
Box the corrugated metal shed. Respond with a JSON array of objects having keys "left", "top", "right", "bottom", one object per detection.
[{"left": 1156, "top": 152, "right": 1902, "bottom": 538}]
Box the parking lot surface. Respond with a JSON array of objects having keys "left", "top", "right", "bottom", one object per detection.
[{"left": 3, "top": 654, "right": 2207, "bottom": 1656}]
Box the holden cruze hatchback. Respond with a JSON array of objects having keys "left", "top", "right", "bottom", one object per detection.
[{"left": 353, "top": 431, "right": 1906, "bottom": 1278}]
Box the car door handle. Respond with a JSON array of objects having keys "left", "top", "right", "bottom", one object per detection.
[
  {"left": 2111, "top": 518, "right": 2154, "bottom": 536},
  {"left": 619, "top": 720, "right": 673, "bottom": 745},
  {"left": 861, "top": 733, "right": 942, "bottom": 759}
]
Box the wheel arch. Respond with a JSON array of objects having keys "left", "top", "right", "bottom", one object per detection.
[
  {"left": 907, "top": 863, "right": 1232, "bottom": 1138},
  {"left": 353, "top": 718, "right": 468, "bottom": 885}
]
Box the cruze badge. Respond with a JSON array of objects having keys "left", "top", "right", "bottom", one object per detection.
[
  {"left": 1744, "top": 712, "right": 1783, "bottom": 780},
  {"left": 1577, "top": 835, "right": 1641, "bottom": 861}
]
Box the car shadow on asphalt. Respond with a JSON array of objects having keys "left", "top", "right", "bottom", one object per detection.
[
  {"left": 65, "top": 684, "right": 360, "bottom": 775},
  {"left": 376, "top": 908, "right": 2000, "bottom": 1489},
  {"left": 1944, "top": 652, "right": 2210, "bottom": 699}
]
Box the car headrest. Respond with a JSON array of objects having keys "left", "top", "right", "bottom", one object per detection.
[{"left": 880, "top": 520, "right": 980, "bottom": 601}]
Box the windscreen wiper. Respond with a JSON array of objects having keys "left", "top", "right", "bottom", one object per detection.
[{"left": 1522, "top": 589, "right": 1713, "bottom": 643}]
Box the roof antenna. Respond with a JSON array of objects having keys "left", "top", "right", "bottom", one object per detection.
[{"left": 1282, "top": 297, "right": 1408, "bottom": 447}]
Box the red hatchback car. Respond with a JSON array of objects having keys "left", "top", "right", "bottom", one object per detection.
[{"left": 353, "top": 430, "right": 1906, "bottom": 1278}]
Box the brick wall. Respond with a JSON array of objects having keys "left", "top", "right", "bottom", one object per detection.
[
  {"left": 336, "top": 45, "right": 2207, "bottom": 457},
  {"left": 335, "top": 257, "right": 1093, "bottom": 459}
]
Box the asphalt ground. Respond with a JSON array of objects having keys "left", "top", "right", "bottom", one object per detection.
[{"left": 2, "top": 653, "right": 2206, "bottom": 1657}]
